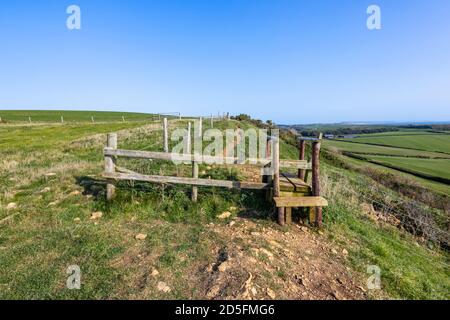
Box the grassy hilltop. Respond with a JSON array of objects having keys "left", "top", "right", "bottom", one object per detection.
[
  {"left": 0, "top": 110, "right": 159, "bottom": 123},
  {"left": 0, "top": 111, "right": 449, "bottom": 300}
]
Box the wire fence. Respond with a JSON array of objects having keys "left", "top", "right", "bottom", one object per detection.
[{"left": 0, "top": 112, "right": 187, "bottom": 124}]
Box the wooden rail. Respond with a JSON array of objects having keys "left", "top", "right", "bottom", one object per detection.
[
  {"left": 103, "top": 172, "right": 271, "bottom": 190},
  {"left": 102, "top": 123, "right": 326, "bottom": 228},
  {"left": 104, "top": 148, "right": 311, "bottom": 169}
]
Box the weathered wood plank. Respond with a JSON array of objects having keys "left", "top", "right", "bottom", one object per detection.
[
  {"left": 279, "top": 176, "right": 310, "bottom": 193},
  {"left": 298, "top": 140, "right": 306, "bottom": 180},
  {"left": 273, "top": 196, "right": 328, "bottom": 208},
  {"left": 272, "top": 136, "right": 285, "bottom": 225},
  {"left": 105, "top": 133, "right": 117, "bottom": 201},
  {"left": 281, "top": 175, "right": 309, "bottom": 187},
  {"left": 104, "top": 148, "right": 310, "bottom": 169},
  {"left": 279, "top": 191, "right": 312, "bottom": 198},
  {"left": 312, "top": 140, "right": 323, "bottom": 227},
  {"left": 279, "top": 160, "right": 312, "bottom": 170},
  {"left": 192, "top": 161, "right": 198, "bottom": 202},
  {"left": 102, "top": 172, "right": 271, "bottom": 190},
  {"left": 163, "top": 118, "right": 169, "bottom": 153}
]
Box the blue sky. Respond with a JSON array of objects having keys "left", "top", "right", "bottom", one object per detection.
[{"left": 0, "top": 0, "right": 449, "bottom": 124}]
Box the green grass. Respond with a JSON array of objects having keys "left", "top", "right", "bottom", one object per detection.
[
  {"left": 0, "top": 117, "right": 276, "bottom": 299},
  {"left": 346, "top": 133, "right": 450, "bottom": 154},
  {"left": 0, "top": 122, "right": 149, "bottom": 152},
  {"left": 368, "top": 156, "right": 450, "bottom": 180},
  {"left": 324, "top": 139, "right": 450, "bottom": 158},
  {"left": 0, "top": 110, "right": 158, "bottom": 123},
  {"left": 336, "top": 155, "right": 450, "bottom": 196},
  {"left": 324, "top": 130, "right": 450, "bottom": 194},
  {"left": 0, "top": 113, "right": 448, "bottom": 300},
  {"left": 354, "top": 129, "right": 441, "bottom": 137},
  {"left": 323, "top": 167, "right": 450, "bottom": 300}
]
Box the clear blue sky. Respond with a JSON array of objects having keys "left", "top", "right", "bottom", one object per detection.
[{"left": 1, "top": 0, "right": 449, "bottom": 124}]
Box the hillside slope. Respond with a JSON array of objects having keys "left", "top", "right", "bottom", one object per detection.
[{"left": 0, "top": 117, "right": 448, "bottom": 299}]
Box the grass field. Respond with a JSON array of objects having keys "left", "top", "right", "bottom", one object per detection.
[
  {"left": 368, "top": 156, "right": 450, "bottom": 180},
  {"left": 346, "top": 134, "right": 450, "bottom": 154},
  {"left": 0, "top": 122, "right": 149, "bottom": 152},
  {"left": 0, "top": 111, "right": 449, "bottom": 300},
  {"left": 324, "top": 129, "right": 450, "bottom": 195},
  {"left": 338, "top": 155, "right": 450, "bottom": 196},
  {"left": 353, "top": 130, "right": 442, "bottom": 137},
  {"left": 0, "top": 110, "right": 160, "bottom": 123},
  {"left": 324, "top": 140, "right": 450, "bottom": 159}
]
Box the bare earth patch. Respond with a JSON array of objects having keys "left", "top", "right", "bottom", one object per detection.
[
  {"left": 112, "top": 217, "right": 368, "bottom": 300},
  {"left": 197, "top": 218, "right": 367, "bottom": 300}
]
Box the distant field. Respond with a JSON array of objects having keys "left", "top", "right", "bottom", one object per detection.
[
  {"left": 324, "top": 129, "right": 450, "bottom": 194},
  {"left": 354, "top": 130, "right": 442, "bottom": 137},
  {"left": 323, "top": 140, "right": 450, "bottom": 158},
  {"left": 336, "top": 156, "right": 450, "bottom": 195},
  {"left": 0, "top": 110, "right": 160, "bottom": 123},
  {"left": 344, "top": 134, "right": 450, "bottom": 154},
  {"left": 368, "top": 156, "right": 450, "bottom": 181}
]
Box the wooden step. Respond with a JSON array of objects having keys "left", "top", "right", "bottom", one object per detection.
[
  {"left": 273, "top": 196, "right": 328, "bottom": 208},
  {"left": 280, "top": 191, "right": 312, "bottom": 197},
  {"left": 279, "top": 175, "right": 311, "bottom": 193}
]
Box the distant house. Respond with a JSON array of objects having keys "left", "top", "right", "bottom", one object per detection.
[{"left": 324, "top": 134, "right": 335, "bottom": 139}]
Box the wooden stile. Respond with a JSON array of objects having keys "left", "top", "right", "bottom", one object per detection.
[{"left": 102, "top": 128, "right": 326, "bottom": 228}]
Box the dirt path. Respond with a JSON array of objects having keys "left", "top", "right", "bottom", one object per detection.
[{"left": 198, "top": 217, "right": 368, "bottom": 300}]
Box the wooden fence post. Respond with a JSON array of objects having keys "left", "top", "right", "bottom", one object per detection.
[
  {"left": 264, "top": 136, "right": 273, "bottom": 200},
  {"left": 198, "top": 117, "right": 203, "bottom": 137},
  {"left": 163, "top": 118, "right": 169, "bottom": 153},
  {"left": 186, "top": 122, "right": 192, "bottom": 154},
  {"left": 298, "top": 139, "right": 306, "bottom": 180},
  {"left": 311, "top": 134, "right": 323, "bottom": 227},
  {"left": 105, "top": 133, "right": 118, "bottom": 201},
  {"left": 192, "top": 161, "right": 199, "bottom": 202},
  {"left": 272, "top": 136, "right": 284, "bottom": 225}
]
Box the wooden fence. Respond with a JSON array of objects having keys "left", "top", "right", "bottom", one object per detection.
[{"left": 102, "top": 118, "right": 325, "bottom": 226}]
